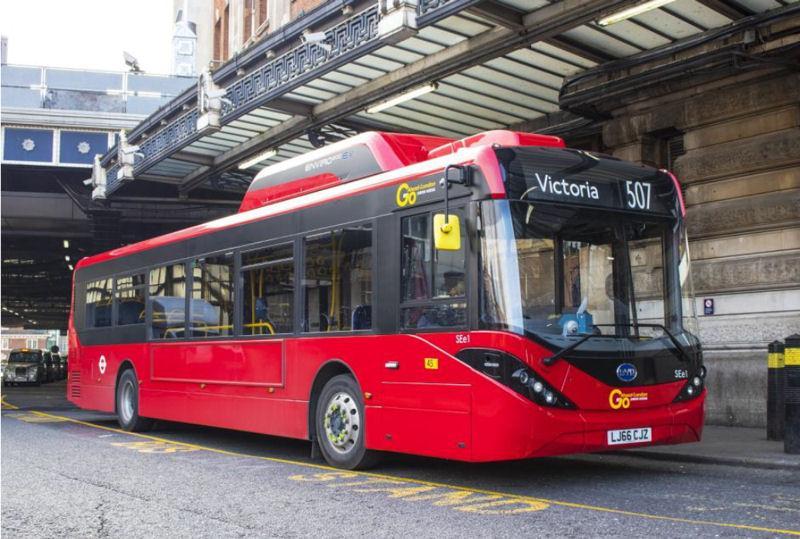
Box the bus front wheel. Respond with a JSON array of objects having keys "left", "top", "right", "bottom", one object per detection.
[
  {"left": 116, "top": 369, "right": 153, "bottom": 432},
  {"left": 315, "top": 374, "right": 378, "bottom": 470}
]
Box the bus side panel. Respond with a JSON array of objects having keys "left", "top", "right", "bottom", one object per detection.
[
  {"left": 149, "top": 340, "right": 284, "bottom": 386},
  {"left": 290, "top": 334, "right": 476, "bottom": 459},
  {"left": 138, "top": 385, "right": 309, "bottom": 440},
  {"left": 137, "top": 339, "right": 303, "bottom": 440},
  {"left": 72, "top": 342, "right": 149, "bottom": 414}
]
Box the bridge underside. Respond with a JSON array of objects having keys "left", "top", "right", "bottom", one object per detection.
[{"left": 1, "top": 165, "right": 239, "bottom": 327}]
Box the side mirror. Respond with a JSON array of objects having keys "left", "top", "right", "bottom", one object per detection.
[{"left": 433, "top": 213, "right": 461, "bottom": 251}]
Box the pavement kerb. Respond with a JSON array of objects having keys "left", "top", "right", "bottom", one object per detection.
[{"left": 614, "top": 450, "right": 800, "bottom": 471}]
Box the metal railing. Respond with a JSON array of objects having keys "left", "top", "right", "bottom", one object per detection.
[{"left": 1, "top": 64, "right": 195, "bottom": 116}]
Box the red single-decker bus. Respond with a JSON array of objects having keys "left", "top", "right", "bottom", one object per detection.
[{"left": 68, "top": 130, "right": 706, "bottom": 469}]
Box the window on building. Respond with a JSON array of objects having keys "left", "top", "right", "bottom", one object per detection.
[
  {"left": 116, "top": 274, "right": 146, "bottom": 326},
  {"left": 149, "top": 263, "right": 187, "bottom": 339},
  {"left": 85, "top": 278, "right": 113, "bottom": 328},
  {"left": 400, "top": 210, "right": 466, "bottom": 329},
  {"left": 27, "top": 338, "right": 38, "bottom": 349},
  {"left": 243, "top": 0, "right": 254, "bottom": 43},
  {"left": 257, "top": 0, "right": 267, "bottom": 28},
  {"left": 1, "top": 338, "right": 8, "bottom": 349},
  {"left": 222, "top": 4, "right": 230, "bottom": 60},
  {"left": 191, "top": 253, "right": 235, "bottom": 338},
  {"left": 664, "top": 133, "right": 685, "bottom": 171},
  {"left": 242, "top": 242, "right": 294, "bottom": 335},
  {"left": 303, "top": 225, "right": 373, "bottom": 332}
]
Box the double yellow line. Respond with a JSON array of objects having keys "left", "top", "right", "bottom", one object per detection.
[{"left": 2, "top": 398, "right": 798, "bottom": 536}]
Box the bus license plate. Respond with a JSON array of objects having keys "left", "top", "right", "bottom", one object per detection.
[{"left": 607, "top": 427, "right": 652, "bottom": 446}]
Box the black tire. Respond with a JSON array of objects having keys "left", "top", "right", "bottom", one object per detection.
[
  {"left": 116, "top": 369, "right": 154, "bottom": 432},
  {"left": 315, "top": 374, "right": 379, "bottom": 470}
]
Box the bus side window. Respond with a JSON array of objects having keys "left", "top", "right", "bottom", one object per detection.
[
  {"left": 149, "top": 263, "right": 187, "bottom": 339},
  {"left": 303, "top": 224, "right": 373, "bottom": 333},
  {"left": 85, "top": 278, "right": 113, "bottom": 328},
  {"left": 400, "top": 210, "right": 466, "bottom": 330},
  {"left": 115, "top": 274, "right": 145, "bottom": 326},
  {"left": 191, "top": 253, "right": 234, "bottom": 338},
  {"left": 241, "top": 242, "right": 294, "bottom": 335}
]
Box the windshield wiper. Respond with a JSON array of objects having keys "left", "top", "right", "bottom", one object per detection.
[
  {"left": 542, "top": 333, "right": 596, "bottom": 366},
  {"left": 595, "top": 323, "right": 694, "bottom": 363}
]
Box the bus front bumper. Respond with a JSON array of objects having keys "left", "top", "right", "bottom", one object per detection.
[
  {"left": 528, "top": 392, "right": 705, "bottom": 459},
  {"left": 469, "top": 390, "right": 705, "bottom": 462}
]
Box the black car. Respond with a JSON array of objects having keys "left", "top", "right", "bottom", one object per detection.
[{"left": 3, "top": 349, "right": 46, "bottom": 386}]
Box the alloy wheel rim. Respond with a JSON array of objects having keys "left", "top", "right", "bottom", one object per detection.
[{"left": 323, "top": 391, "right": 360, "bottom": 454}]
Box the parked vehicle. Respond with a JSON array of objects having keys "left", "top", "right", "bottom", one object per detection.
[{"left": 3, "top": 349, "right": 46, "bottom": 386}]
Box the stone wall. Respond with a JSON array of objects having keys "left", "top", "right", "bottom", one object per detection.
[{"left": 601, "top": 72, "right": 800, "bottom": 427}]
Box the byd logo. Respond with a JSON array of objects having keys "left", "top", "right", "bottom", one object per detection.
[
  {"left": 396, "top": 183, "right": 417, "bottom": 207},
  {"left": 616, "top": 363, "right": 637, "bottom": 382}
]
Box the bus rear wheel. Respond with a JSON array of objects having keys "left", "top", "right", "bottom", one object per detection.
[
  {"left": 315, "top": 374, "right": 378, "bottom": 470},
  {"left": 116, "top": 369, "right": 153, "bottom": 432}
]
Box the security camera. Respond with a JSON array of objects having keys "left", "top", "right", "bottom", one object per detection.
[
  {"left": 301, "top": 30, "right": 327, "bottom": 43},
  {"left": 301, "top": 30, "right": 331, "bottom": 52},
  {"left": 123, "top": 51, "right": 142, "bottom": 73}
]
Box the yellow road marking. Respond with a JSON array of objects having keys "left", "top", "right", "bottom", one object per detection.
[
  {"left": 112, "top": 440, "right": 199, "bottom": 454},
  {"left": 5, "top": 404, "right": 800, "bottom": 536},
  {"left": 6, "top": 412, "right": 67, "bottom": 423},
  {"left": 1, "top": 395, "right": 19, "bottom": 410},
  {"left": 290, "top": 472, "right": 548, "bottom": 514}
]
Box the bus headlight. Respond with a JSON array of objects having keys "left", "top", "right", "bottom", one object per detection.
[
  {"left": 456, "top": 350, "right": 575, "bottom": 409},
  {"left": 512, "top": 368, "right": 574, "bottom": 409},
  {"left": 673, "top": 367, "right": 706, "bottom": 402}
]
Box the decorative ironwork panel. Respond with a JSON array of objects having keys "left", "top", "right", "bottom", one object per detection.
[
  {"left": 105, "top": 163, "right": 122, "bottom": 193},
  {"left": 223, "top": 5, "right": 380, "bottom": 119},
  {"left": 133, "top": 108, "right": 199, "bottom": 174}
]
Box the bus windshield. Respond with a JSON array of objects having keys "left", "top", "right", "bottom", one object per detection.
[{"left": 480, "top": 200, "right": 698, "bottom": 352}]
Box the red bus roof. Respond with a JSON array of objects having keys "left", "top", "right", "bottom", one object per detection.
[{"left": 76, "top": 130, "right": 563, "bottom": 270}]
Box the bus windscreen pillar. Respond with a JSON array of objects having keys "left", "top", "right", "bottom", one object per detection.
[
  {"left": 767, "top": 340, "right": 785, "bottom": 441},
  {"left": 784, "top": 334, "right": 800, "bottom": 454}
]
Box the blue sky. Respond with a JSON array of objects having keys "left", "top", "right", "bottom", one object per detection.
[{"left": 1, "top": 0, "right": 174, "bottom": 74}]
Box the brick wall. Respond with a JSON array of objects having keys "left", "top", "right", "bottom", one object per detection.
[{"left": 290, "top": 0, "right": 326, "bottom": 20}]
